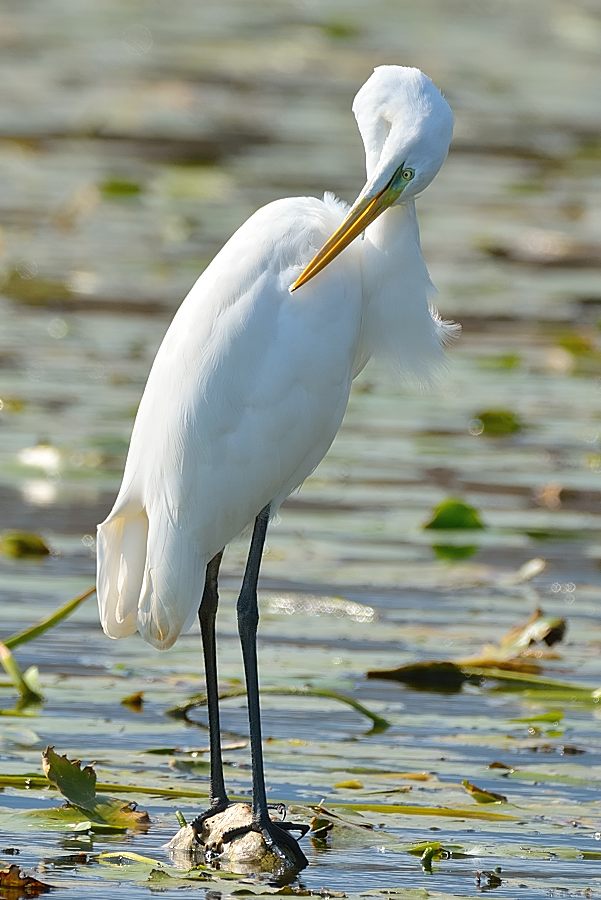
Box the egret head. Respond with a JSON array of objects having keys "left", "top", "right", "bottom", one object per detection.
[
  {"left": 353, "top": 65, "right": 453, "bottom": 202},
  {"left": 290, "top": 66, "right": 453, "bottom": 292}
]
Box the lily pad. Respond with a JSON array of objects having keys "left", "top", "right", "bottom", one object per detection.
[
  {"left": 423, "top": 498, "right": 485, "bottom": 530},
  {"left": 472, "top": 408, "right": 523, "bottom": 437},
  {"left": 0, "top": 531, "right": 50, "bottom": 559},
  {"left": 40, "top": 747, "right": 150, "bottom": 833},
  {"left": 461, "top": 780, "right": 508, "bottom": 804},
  {"left": 1, "top": 269, "right": 72, "bottom": 306},
  {"left": 99, "top": 178, "right": 143, "bottom": 198}
]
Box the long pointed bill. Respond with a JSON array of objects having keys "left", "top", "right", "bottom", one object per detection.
[{"left": 289, "top": 178, "right": 403, "bottom": 293}]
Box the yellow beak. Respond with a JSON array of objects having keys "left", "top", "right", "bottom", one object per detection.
[{"left": 289, "top": 180, "right": 400, "bottom": 293}]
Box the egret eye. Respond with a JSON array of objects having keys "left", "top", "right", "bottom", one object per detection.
[{"left": 401, "top": 167, "right": 414, "bottom": 181}]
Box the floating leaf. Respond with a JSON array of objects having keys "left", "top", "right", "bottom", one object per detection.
[
  {"left": 0, "top": 864, "right": 53, "bottom": 896},
  {"left": 320, "top": 18, "right": 361, "bottom": 39},
  {"left": 0, "top": 396, "right": 26, "bottom": 413},
  {"left": 121, "top": 691, "right": 144, "bottom": 712},
  {"left": 477, "top": 352, "right": 521, "bottom": 371},
  {"left": 99, "top": 178, "right": 142, "bottom": 198},
  {"left": 557, "top": 331, "right": 596, "bottom": 357},
  {"left": 472, "top": 408, "right": 523, "bottom": 437},
  {"left": 490, "top": 607, "right": 567, "bottom": 656},
  {"left": 368, "top": 608, "right": 570, "bottom": 692},
  {"left": 309, "top": 815, "right": 334, "bottom": 840},
  {"left": 510, "top": 709, "right": 564, "bottom": 724},
  {"left": 406, "top": 840, "right": 465, "bottom": 857},
  {"left": 367, "top": 661, "right": 474, "bottom": 691},
  {"left": 432, "top": 544, "right": 477, "bottom": 562},
  {"left": 1, "top": 269, "right": 72, "bottom": 306},
  {"left": 461, "top": 780, "right": 507, "bottom": 804},
  {"left": 424, "top": 498, "right": 485, "bottom": 530},
  {"left": 41, "top": 747, "right": 150, "bottom": 832},
  {"left": 0, "top": 532, "right": 50, "bottom": 559},
  {"left": 334, "top": 779, "right": 364, "bottom": 790}
]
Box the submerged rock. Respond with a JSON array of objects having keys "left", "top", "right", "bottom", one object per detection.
[{"left": 166, "top": 802, "right": 300, "bottom": 874}]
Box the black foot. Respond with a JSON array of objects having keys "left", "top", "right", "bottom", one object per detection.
[
  {"left": 191, "top": 798, "right": 231, "bottom": 838},
  {"left": 222, "top": 817, "right": 309, "bottom": 869}
]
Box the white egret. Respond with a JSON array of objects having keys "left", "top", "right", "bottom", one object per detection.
[{"left": 97, "top": 65, "right": 456, "bottom": 869}]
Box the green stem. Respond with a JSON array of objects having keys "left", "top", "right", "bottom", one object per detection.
[
  {"left": 462, "top": 665, "right": 599, "bottom": 697},
  {"left": 3, "top": 586, "right": 96, "bottom": 650},
  {"left": 168, "top": 684, "right": 390, "bottom": 732},
  {"left": 318, "top": 801, "right": 516, "bottom": 821},
  {"left": 0, "top": 772, "right": 210, "bottom": 799},
  {"left": 0, "top": 643, "right": 43, "bottom": 704}
]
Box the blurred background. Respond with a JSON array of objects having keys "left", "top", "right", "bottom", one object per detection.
[
  {"left": 1, "top": 0, "right": 599, "bottom": 595},
  {"left": 1, "top": 1, "right": 601, "bottom": 893}
]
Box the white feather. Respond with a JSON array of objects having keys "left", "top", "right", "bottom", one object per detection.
[{"left": 97, "top": 65, "right": 457, "bottom": 650}]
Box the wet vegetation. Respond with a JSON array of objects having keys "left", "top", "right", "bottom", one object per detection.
[{"left": 1, "top": 0, "right": 600, "bottom": 897}]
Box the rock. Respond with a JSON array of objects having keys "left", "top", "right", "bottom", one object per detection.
[{"left": 166, "top": 802, "right": 298, "bottom": 874}]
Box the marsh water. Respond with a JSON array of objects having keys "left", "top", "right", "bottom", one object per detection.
[{"left": 1, "top": 1, "right": 600, "bottom": 897}]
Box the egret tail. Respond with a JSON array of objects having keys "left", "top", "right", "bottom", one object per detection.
[
  {"left": 97, "top": 502, "right": 205, "bottom": 649},
  {"left": 97, "top": 505, "right": 148, "bottom": 639}
]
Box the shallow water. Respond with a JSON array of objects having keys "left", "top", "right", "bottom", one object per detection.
[{"left": 1, "top": 1, "right": 601, "bottom": 897}]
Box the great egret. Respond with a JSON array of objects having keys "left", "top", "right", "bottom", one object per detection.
[{"left": 97, "top": 65, "right": 455, "bottom": 869}]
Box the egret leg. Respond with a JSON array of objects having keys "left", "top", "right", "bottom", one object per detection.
[
  {"left": 223, "top": 504, "right": 309, "bottom": 869},
  {"left": 191, "top": 550, "right": 230, "bottom": 833}
]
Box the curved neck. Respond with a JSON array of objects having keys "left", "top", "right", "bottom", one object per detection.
[
  {"left": 361, "top": 200, "right": 421, "bottom": 304},
  {"left": 366, "top": 200, "right": 418, "bottom": 255},
  {"left": 353, "top": 198, "right": 440, "bottom": 380}
]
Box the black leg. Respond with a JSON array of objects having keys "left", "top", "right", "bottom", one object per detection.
[
  {"left": 226, "top": 504, "right": 309, "bottom": 869},
  {"left": 191, "top": 550, "right": 229, "bottom": 832}
]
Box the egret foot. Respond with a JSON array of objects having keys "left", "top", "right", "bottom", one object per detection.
[
  {"left": 190, "top": 799, "right": 231, "bottom": 839},
  {"left": 222, "top": 817, "right": 309, "bottom": 870}
]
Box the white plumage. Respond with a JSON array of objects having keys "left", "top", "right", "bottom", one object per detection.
[{"left": 97, "top": 65, "right": 456, "bottom": 650}]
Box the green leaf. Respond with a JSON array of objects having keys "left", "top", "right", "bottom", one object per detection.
[
  {"left": 99, "top": 178, "right": 143, "bottom": 198},
  {"left": 334, "top": 779, "right": 364, "bottom": 790},
  {"left": 1, "top": 269, "right": 72, "bottom": 306},
  {"left": 0, "top": 643, "right": 44, "bottom": 705},
  {"left": 477, "top": 352, "right": 521, "bottom": 370},
  {"left": 405, "top": 840, "right": 465, "bottom": 856},
  {"left": 424, "top": 498, "right": 485, "bottom": 530},
  {"left": 41, "top": 747, "right": 150, "bottom": 832},
  {"left": 42, "top": 747, "right": 97, "bottom": 809},
  {"left": 510, "top": 710, "right": 564, "bottom": 724},
  {"left": 472, "top": 408, "right": 523, "bottom": 436},
  {"left": 461, "top": 780, "right": 507, "bottom": 804},
  {"left": 432, "top": 543, "right": 478, "bottom": 562},
  {"left": 0, "top": 531, "right": 50, "bottom": 558},
  {"left": 557, "top": 331, "right": 596, "bottom": 356}
]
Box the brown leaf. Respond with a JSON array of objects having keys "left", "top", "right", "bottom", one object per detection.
[
  {"left": 120, "top": 691, "right": 144, "bottom": 712},
  {"left": 0, "top": 864, "right": 53, "bottom": 896},
  {"left": 461, "top": 780, "right": 507, "bottom": 804}
]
